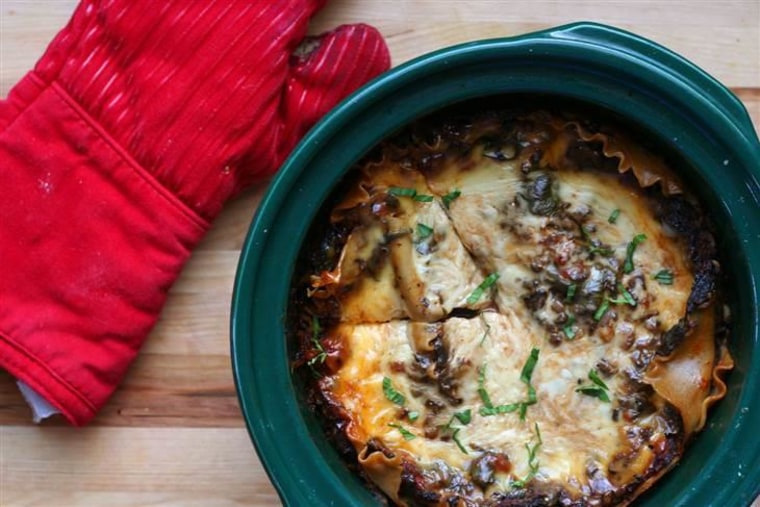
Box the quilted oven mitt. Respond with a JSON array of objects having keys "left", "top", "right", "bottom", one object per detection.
[{"left": 0, "top": 0, "right": 390, "bottom": 425}]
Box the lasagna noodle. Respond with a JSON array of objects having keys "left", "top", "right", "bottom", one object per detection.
[
  {"left": 317, "top": 163, "right": 492, "bottom": 323},
  {"left": 645, "top": 309, "right": 734, "bottom": 436},
  {"left": 357, "top": 445, "right": 405, "bottom": 505}
]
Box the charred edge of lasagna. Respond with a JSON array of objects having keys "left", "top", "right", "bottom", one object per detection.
[
  {"left": 655, "top": 195, "right": 721, "bottom": 355},
  {"left": 292, "top": 317, "right": 393, "bottom": 504}
]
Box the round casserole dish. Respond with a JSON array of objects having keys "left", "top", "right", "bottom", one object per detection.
[{"left": 231, "top": 22, "right": 760, "bottom": 507}]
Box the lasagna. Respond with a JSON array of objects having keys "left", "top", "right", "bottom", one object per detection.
[{"left": 292, "top": 106, "right": 733, "bottom": 506}]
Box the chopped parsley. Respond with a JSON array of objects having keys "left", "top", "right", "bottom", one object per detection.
[
  {"left": 478, "top": 365, "right": 520, "bottom": 415},
  {"left": 653, "top": 269, "right": 674, "bottom": 285},
  {"left": 608, "top": 208, "right": 621, "bottom": 224},
  {"left": 442, "top": 409, "right": 472, "bottom": 454},
  {"left": 575, "top": 368, "right": 611, "bottom": 402},
  {"left": 595, "top": 284, "right": 636, "bottom": 320},
  {"left": 467, "top": 272, "right": 500, "bottom": 304},
  {"left": 479, "top": 314, "right": 492, "bottom": 346},
  {"left": 387, "top": 186, "right": 433, "bottom": 202},
  {"left": 442, "top": 189, "right": 462, "bottom": 208},
  {"left": 311, "top": 315, "right": 321, "bottom": 337},
  {"left": 451, "top": 428, "right": 468, "bottom": 454},
  {"left": 581, "top": 224, "right": 613, "bottom": 256},
  {"left": 416, "top": 223, "right": 434, "bottom": 240},
  {"left": 562, "top": 314, "right": 577, "bottom": 340},
  {"left": 518, "top": 348, "right": 540, "bottom": 420},
  {"left": 480, "top": 403, "right": 521, "bottom": 417},
  {"left": 593, "top": 299, "right": 610, "bottom": 321},
  {"left": 576, "top": 385, "right": 611, "bottom": 402},
  {"left": 477, "top": 364, "right": 493, "bottom": 408},
  {"left": 565, "top": 283, "right": 577, "bottom": 302},
  {"left": 307, "top": 316, "right": 327, "bottom": 367},
  {"left": 588, "top": 368, "right": 609, "bottom": 390},
  {"left": 623, "top": 233, "right": 647, "bottom": 273},
  {"left": 478, "top": 348, "right": 540, "bottom": 420},
  {"left": 382, "top": 377, "right": 406, "bottom": 406},
  {"left": 388, "top": 423, "right": 416, "bottom": 440},
  {"left": 588, "top": 244, "right": 614, "bottom": 256},
  {"left": 608, "top": 283, "right": 636, "bottom": 307},
  {"left": 388, "top": 186, "right": 417, "bottom": 197},
  {"left": 520, "top": 348, "right": 539, "bottom": 385},
  {"left": 407, "top": 411, "right": 420, "bottom": 422},
  {"left": 511, "top": 423, "right": 542, "bottom": 488},
  {"left": 453, "top": 409, "right": 472, "bottom": 425}
]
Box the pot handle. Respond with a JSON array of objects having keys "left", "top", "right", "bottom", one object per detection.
[{"left": 546, "top": 22, "right": 758, "bottom": 142}]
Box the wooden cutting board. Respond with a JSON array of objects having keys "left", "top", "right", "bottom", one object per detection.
[{"left": 1, "top": 1, "right": 758, "bottom": 506}]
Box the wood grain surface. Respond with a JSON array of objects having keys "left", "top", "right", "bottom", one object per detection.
[{"left": 1, "top": 1, "right": 758, "bottom": 506}]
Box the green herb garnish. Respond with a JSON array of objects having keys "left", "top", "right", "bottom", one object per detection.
[
  {"left": 576, "top": 369, "right": 611, "bottom": 402},
  {"left": 478, "top": 349, "right": 540, "bottom": 420},
  {"left": 512, "top": 423, "right": 543, "bottom": 488},
  {"left": 520, "top": 348, "right": 539, "bottom": 385},
  {"left": 520, "top": 385, "right": 537, "bottom": 420},
  {"left": 581, "top": 224, "right": 613, "bottom": 256},
  {"left": 588, "top": 368, "right": 609, "bottom": 390},
  {"left": 588, "top": 244, "right": 614, "bottom": 256},
  {"left": 477, "top": 364, "right": 493, "bottom": 408},
  {"left": 311, "top": 315, "right": 321, "bottom": 337},
  {"left": 467, "top": 272, "right": 500, "bottom": 304},
  {"left": 575, "top": 385, "right": 611, "bottom": 402},
  {"left": 453, "top": 409, "right": 472, "bottom": 425},
  {"left": 565, "top": 283, "right": 577, "bottom": 302},
  {"left": 608, "top": 208, "right": 621, "bottom": 224},
  {"left": 442, "top": 410, "right": 472, "bottom": 454},
  {"left": 653, "top": 269, "right": 674, "bottom": 285},
  {"left": 479, "top": 314, "right": 492, "bottom": 346},
  {"left": 477, "top": 364, "right": 519, "bottom": 416},
  {"left": 562, "top": 315, "right": 577, "bottom": 340},
  {"left": 593, "top": 299, "right": 610, "bottom": 321},
  {"left": 416, "top": 223, "right": 434, "bottom": 240},
  {"left": 623, "top": 233, "right": 647, "bottom": 273},
  {"left": 388, "top": 186, "right": 417, "bottom": 197},
  {"left": 407, "top": 411, "right": 419, "bottom": 422},
  {"left": 307, "top": 316, "right": 327, "bottom": 367},
  {"left": 382, "top": 377, "right": 406, "bottom": 406},
  {"left": 480, "top": 403, "right": 521, "bottom": 417},
  {"left": 442, "top": 189, "right": 462, "bottom": 208},
  {"left": 451, "top": 428, "right": 468, "bottom": 454},
  {"left": 388, "top": 423, "right": 416, "bottom": 440},
  {"left": 388, "top": 186, "right": 433, "bottom": 202},
  {"left": 608, "top": 283, "right": 636, "bottom": 307}
]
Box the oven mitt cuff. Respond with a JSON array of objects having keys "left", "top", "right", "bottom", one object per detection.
[{"left": 0, "top": 75, "right": 208, "bottom": 425}]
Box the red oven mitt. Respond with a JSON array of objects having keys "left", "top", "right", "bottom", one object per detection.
[{"left": 0, "top": 0, "right": 389, "bottom": 425}]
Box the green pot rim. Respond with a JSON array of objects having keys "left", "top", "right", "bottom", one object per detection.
[{"left": 232, "top": 22, "right": 760, "bottom": 507}]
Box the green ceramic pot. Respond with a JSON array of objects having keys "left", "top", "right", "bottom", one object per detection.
[{"left": 231, "top": 22, "right": 760, "bottom": 507}]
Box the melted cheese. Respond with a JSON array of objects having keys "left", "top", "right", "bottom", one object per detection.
[
  {"left": 427, "top": 151, "right": 694, "bottom": 335},
  {"left": 329, "top": 314, "right": 634, "bottom": 487},
  {"left": 321, "top": 162, "right": 491, "bottom": 323},
  {"left": 309, "top": 111, "right": 730, "bottom": 506},
  {"left": 556, "top": 170, "right": 693, "bottom": 330}
]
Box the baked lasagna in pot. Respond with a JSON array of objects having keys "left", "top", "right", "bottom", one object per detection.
[{"left": 291, "top": 104, "right": 733, "bottom": 506}]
